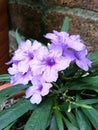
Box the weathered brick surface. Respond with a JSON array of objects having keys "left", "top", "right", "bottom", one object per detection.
[
  {"left": 45, "top": 11, "right": 98, "bottom": 52},
  {"left": 45, "top": 0, "right": 98, "bottom": 12},
  {"left": 8, "top": 0, "right": 40, "bottom": 4},
  {"left": 8, "top": 0, "right": 98, "bottom": 51},
  {"left": 8, "top": 4, "right": 42, "bottom": 39}
]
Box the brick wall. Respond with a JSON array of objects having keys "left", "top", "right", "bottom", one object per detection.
[{"left": 8, "top": 0, "right": 98, "bottom": 52}]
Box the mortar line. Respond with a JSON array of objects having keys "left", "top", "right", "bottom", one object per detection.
[
  {"left": 8, "top": 1, "right": 98, "bottom": 21},
  {"left": 46, "top": 6, "right": 98, "bottom": 21}
]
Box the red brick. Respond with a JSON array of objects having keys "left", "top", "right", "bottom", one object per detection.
[
  {"left": 45, "top": 11, "right": 98, "bottom": 52},
  {"left": 8, "top": 4, "right": 42, "bottom": 39},
  {"left": 45, "top": 0, "right": 98, "bottom": 12}
]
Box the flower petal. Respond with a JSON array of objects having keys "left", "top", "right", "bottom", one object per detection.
[
  {"left": 30, "top": 93, "right": 42, "bottom": 104},
  {"left": 43, "top": 67, "right": 58, "bottom": 82},
  {"left": 41, "top": 82, "right": 52, "bottom": 96},
  {"left": 76, "top": 58, "right": 92, "bottom": 71},
  {"left": 25, "top": 86, "right": 34, "bottom": 98}
]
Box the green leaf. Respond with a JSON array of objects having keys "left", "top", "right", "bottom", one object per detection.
[
  {"left": 76, "top": 99, "right": 98, "bottom": 105},
  {"left": 0, "top": 84, "right": 28, "bottom": 105},
  {"left": 63, "top": 116, "right": 79, "bottom": 130},
  {"left": 94, "top": 104, "right": 98, "bottom": 109},
  {"left": 82, "top": 107, "right": 98, "bottom": 129},
  {"left": 49, "top": 116, "right": 58, "bottom": 130},
  {"left": 0, "top": 99, "right": 36, "bottom": 130},
  {"left": 75, "top": 109, "right": 92, "bottom": 130},
  {"left": 65, "top": 111, "right": 78, "bottom": 127},
  {"left": 89, "top": 51, "right": 98, "bottom": 66},
  {"left": 4, "top": 122, "right": 15, "bottom": 130},
  {"left": 61, "top": 17, "right": 69, "bottom": 32},
  {"left": 81, "top": 76, "right": 98, "bottom": 86},
  {"left": 60, "top": 102, "right": 70, "bottom": 112},
  {"left": 68, "top": 82, "right": 98, "bottom": 91},
  {"left": 54, "top": 108, "right": 64, "bottom": 130},
  {"left": 24, "top": 99, "right": 53, "bottom": 130},
  {"left": 72, "top": 102, "right": 92, "bottom": 109},
  {"left": 64, "top": 64, "right": 78, "bottom": 77},
  {"left": 0, "top": 74, "right": 10, "bottom": 82},
  {"left": 15, "top": 29, "right": 22, "bottom": 45},
  {"left": 60, "top": 100, "right": 92, "bottom": 111}
]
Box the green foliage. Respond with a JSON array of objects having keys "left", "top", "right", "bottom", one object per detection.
[
  {"left": 49, "top": 116, "right": 58, "bottom": 130},
  {"left": 0, "top": 99, "right": 36, "bottom": 130},
  {"left": 75, "top": 109, "right": 92, "bottom": 130},
  {"left": 0, "top": 74, "right": 10, "bottom": 82},
  {"left": 89, "top": 51, "right": 98, "bottom": 66},
  {"left": 63, "top": 116, "right": 79, "bottom": 130},
  {"left": 4, "top": 122, "right": 15, "bottom": 130},
  {"left": 65, "top": 111, "right": 78, "bottom": 127},
  {"left": 15, "top": 29, "right": 22, "bottom": 45},
  {"left": 24, "top": 99, "right": 53, "bottom": 130},
  {"left": 0, "top": 84, "right": 28, "bottom": 105},
  {"left": 80, "top": 76, "right": 98, "bottom": 86},
  {"left": 82, "top": 107, "right": 98, "bottom": 129},
  {"left": 61, "top": 17, "right": 69, "bottom": 32},
  {"left": 54, "top": 107, "right": 64, "bottom": 130}
]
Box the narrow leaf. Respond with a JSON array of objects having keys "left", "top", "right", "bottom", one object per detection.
[
  {"left": 89, "top": 51, "right": 98, "bottom": 66},
  {"left": 54, "top": 108, "right": 64, "bottom": 130},
  {"left": 81, "top": 76, "right": 98, "bottom": 86},
  {"left": 76, "top": 99, "right": 98, "bottom": 105},
  {"left": 49, "top": 116, "right": 58, "bottom": 130},
  {"left": 15, "top": 29, "right": 22, "bottom": 45},
  {"left": 82, "top": 107, "right": 98, "bottom": 129},
  {"left": 63, "top": 116, "right": 79, "bottom": 130},
  {"left": 24, "top": 99, "right": 53, "bottom": 130},
  {"left": 68, "top": 82, "right": 98, "bottom": 91},
  {"left": 61, "top": 17, "right": 69, "bottom": 32},
  {"left": 66, "top": 111, "right": 78, "bottom": 127},
  {"left": 4, "top": 122, "right": 15, "bottom": 130},
  {"left": 75, "top": 109, "right": 92, "bottom": 130},
  {"left": 0, "top": 99, "right": 36, "bottom": 130},
  {"left": 0, "top": 74, "right": 10, "bottom": 82},
  {"left": 72, "top": 102, "right": 92, "bottom": 109},
  {"left": 0, "top": 84, "right": 28, "bottom": 105}
]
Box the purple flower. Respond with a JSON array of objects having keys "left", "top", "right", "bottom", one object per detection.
[
  {"left": 25, "top": 75, "right": 52, "bottom": 104},
  {"left": 45, "top": 30, "right": 86, "bottom": 53},
  {"left": 10, "top": 70, "right": 32, "bottom": 85},
  {"left": 7, "top": 31, "right": 92, "bottom": 105},
  {"left": 8, "top": 63, "right": 32, "bottom": 85},
  {"left": 45, "top": 30, "right": 91, "bottom": 71},
  {"left": 8, "top": 64, "right": 19, "bottom": 75},
  {"left": 7, "top": 40, "right": 45, "bottom": 85},
  {"left": 72, "top": 49, "right": 92, "bottom": 71},
  {"left": 8, "top": 40, "right": 43, "bottom": 74},
  {"left": 30, "top": 47, "right": 71, "bottom": 82}
]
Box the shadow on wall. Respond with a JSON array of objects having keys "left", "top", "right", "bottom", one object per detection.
[{"left": 0, "top": 0, "right": 9, "bottom": 74}]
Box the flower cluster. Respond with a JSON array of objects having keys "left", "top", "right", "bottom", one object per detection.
[{"left": 7, "top": 30, "right": 92, "bottom": 104}]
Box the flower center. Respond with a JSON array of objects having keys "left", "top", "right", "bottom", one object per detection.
[
  {"left": 74, "top": 52, "right": 80, "bottom": 60},
  {"left": 46, "top": 58, "right": 55, "bottom": 66},
  {"left": 28, "top": 53, "right": 34, "bottom": 60},
  {"left": 38, "top": 85, "right": 43, "bottom": 92}
]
